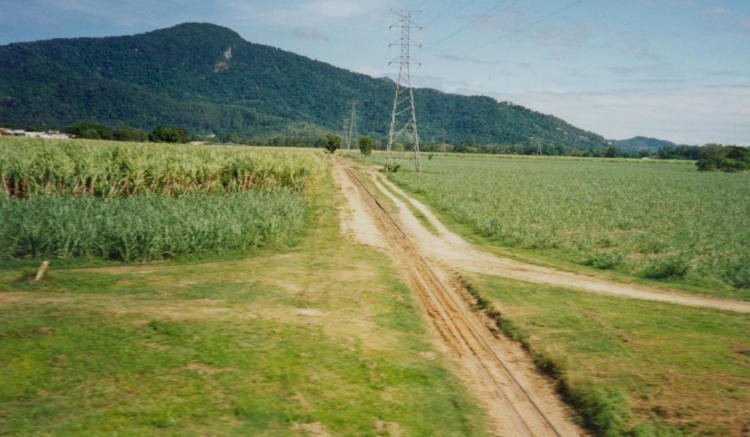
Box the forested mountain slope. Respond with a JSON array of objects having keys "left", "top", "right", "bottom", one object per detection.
[{"left": 0, "top": 23, "right": 608, "bottom": 147}]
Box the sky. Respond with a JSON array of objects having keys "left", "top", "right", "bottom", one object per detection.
[{"left": 0, "top": 0, "right": 748, "bottom": 145}]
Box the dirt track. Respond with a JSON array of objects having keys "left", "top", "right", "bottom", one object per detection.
[
  {"left": 333, "top": 158, "right": 583, "bottom": 436},
  {"left": 363, "top": 166, "right": 750, "bottom": 314}
]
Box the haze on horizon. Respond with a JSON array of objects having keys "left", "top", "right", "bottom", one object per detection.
[{"left": 0, "top": 0, "right": 748, "bottom": 145}]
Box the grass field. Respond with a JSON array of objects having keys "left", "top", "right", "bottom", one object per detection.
[
  {"left": 0, "top": 164, "right": 487, "bottom": 435},
  {"left": 464, "top": 273, "right": 750, "bottom": 436},
  {"left": 0, "top": 138, "right": 324, "bottom": 197},
  {"left": 0, "top": 191, "right": 306, "bottom": 261},
  {"left": 4, "top": 139, "right": 747, "bottom": 435},
  {"left": 0, "top": 138, "right": 326, "bottom": 261},
  {"left": 383, "top": 153, "right": 750, "bottom": 298}
]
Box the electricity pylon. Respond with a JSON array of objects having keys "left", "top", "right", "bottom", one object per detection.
[
  {"left": 347, "top": 102, "right": 358, "bottom": 150},
  {"left": 342, "top": 118, "right": 350, "bottom": 149},
  {"left": 386, "top": 9, "right": 422, "bottom": 172}
]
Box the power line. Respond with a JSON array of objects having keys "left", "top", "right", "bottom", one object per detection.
[
  {"left": 422, "top": 1, "right": 460, "bottom": 27},
  {"left": 423, "top": 0, "right": 480, "bottom": 28},
  {"left": 386, "top": 9, "right": 422, "bottom": 172},
  {"left": 429, "top": 0, "right": 519, "bottom": 47},
  {"left": 414, "top": 0, "right": 448, "bottom": 16},
  {"left": 474, "top": 0, "right": 586, "bottom": 50}
]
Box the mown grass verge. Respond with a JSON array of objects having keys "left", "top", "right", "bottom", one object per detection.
[
  {"left": 0, "top": 165, "right": 488, "bottom": 435},
  {"left": 460, "top": 274, "right": 750, "bottom": 436}
]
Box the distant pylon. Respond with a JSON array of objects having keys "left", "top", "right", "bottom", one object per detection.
[
  {"left": 348, "top": 102, "right": 358, "bottom": 150},
  {"left": 342, "top": 118, "right": 350, "bottom": 149},
  {"left": 386, "top": 9, "right": 422, "bottom": 172}
]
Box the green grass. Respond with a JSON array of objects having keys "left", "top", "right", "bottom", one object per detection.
[
  {"left": 0, "top": 137, "right": 326, "bottom": 197},
  {"left": 0, "top": 138, "right": 328, "bottom": 262},
  {"left": 0, "top": 166, "right": 487, "bottom": 435},
  {"left": 0, "top": 191, "right": 306, "bottom": 261},
  {"left": 382, "top": 153, "right": 750, "bottom": 298},
  {"left": 464, "top": 273, "right": 750, "bottom": 436}
]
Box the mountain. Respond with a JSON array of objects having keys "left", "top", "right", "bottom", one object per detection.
[
  {"left": 609, "top": 136, "right": 678, "bottom": 152},
  {"left": 0, "top": 23, "right": 609, "bottom": 147}
]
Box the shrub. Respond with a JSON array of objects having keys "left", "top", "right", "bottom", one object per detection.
[
  {"left": 316, "top": 133, "right": 341, "bottom": 154},
  {"left": 696, "top": 144, "right": 750, "bottom": 172},
  {"left": 64, "top": 122, "right": 113, "bottom": 140},
  {"left": 113, "top": 125, "right": 148, "bottom": 142},
  {"left": 724, "top": 255, "right": 750, "bottom": 289},
  {"left": 564, "top": 383, "right": 630, "bottom": 436},
  {"left": 641, "top": 255, "right": 690, "bottom": 279},
  {"left": 384, "top": 162, "right": 401, "bottom": 173},
  {"left": 584, "top": 252, "right": 624, "bottom": 270},
  {"left": 149, "top": 126, "right": 190, "bottom": 143},
  {"left": 358, "top": 136, "right": 374, "bottom": 156}
]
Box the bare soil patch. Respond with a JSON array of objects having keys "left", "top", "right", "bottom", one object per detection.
[
  {"left": 370, "top": 167, "right": 750, "bottom": 314},
  {"left": 335, "top": 159, "right": 583, "bottom": 436}
]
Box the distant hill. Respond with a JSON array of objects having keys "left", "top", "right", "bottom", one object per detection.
[
  {"left": 610, "top": 136, "right": 679, "bottom": 152},
  {"left": 0, "top": 23, "right": 609, "bottom": 147}
]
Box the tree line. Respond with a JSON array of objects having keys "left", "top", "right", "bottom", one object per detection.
[
  {"left": 695, "top": 144, "right": 750, "bottom": 172},
  {"left": 16, "top": 120, "right": 749, "bottom": 172},
  {"left": 62, "top": 122, "right": 191, "bottom": 143}
]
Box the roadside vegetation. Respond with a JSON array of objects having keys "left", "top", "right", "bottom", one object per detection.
[
  {"left": 0, "top": 145, "right": 486, "bottom": 435},
  {"left": 463, "top": 274, "right": 750, "bottom": 436},
  {"left": 696, "top": 143, "right": 750, "bottom": 172},
  {"left": 0, "top": 191, "right": 305, "bottom": 261},
  {"left": 0, "top": 138, "right": 323, "bottom": 197},
  {"left": 0, "top": 138, "right": 325, "bottom": 261},
  {"left": 384, "top": 153, "right": 750, "bottom": 297},
  {"left": 61, "top": 122, "right": 191, "bottom": 143}
]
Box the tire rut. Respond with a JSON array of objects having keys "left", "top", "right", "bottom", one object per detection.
[
  {"left": 369, "top": 167, "right": 750, "bottom": 314},
  {"left": 336, "top": 160, "right": 583, "bottom": 436}
]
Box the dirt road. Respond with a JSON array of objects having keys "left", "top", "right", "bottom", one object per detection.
[
  {"left": 333, "top": 158, "right": 584, "bottom": 436},
  {"left": 361, "top": 166, "right": 749, "bottom": 314}
]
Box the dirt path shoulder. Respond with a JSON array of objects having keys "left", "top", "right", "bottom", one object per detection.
[
  {"left": 367, "top": 167, "right": 750, "bottom": 314},
  {"left": 332, "top": 157, "right": 584, "bottom": 436}
]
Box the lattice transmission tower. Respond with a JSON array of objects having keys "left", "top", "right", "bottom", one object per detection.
[
  {"left": 342, "top": 118, "right": 350, "bottom": 149},
  {"left": 347, "top": 102, "right": 358, "bottom": 149},
  {"left": 386, "top": 9, "right": 422, "bottom": 172}
]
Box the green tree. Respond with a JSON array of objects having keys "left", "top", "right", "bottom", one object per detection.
[
  {"left": 696, "top": 144, "right": 750, "bottom": 172},
  {"left": 316, "top": 133, "right": 341, "bottom": 154},
  {"left": 64, "top": 122, "right": 114, "bottom": 140},
  {"left": 358, "top": 136, "right": 374, "bottom": 156},
  {"left": 113, "top": 125, "right": 148, "bottom": 142},
  {"left": 149, "top": 126, "right": 190, "bottom": 143}
]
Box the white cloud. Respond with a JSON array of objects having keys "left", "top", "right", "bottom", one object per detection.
[
  {"left": 742, "top": 18, "right": 750, "bottom": 38},
  {"left": 706, "top": 6, "right": 730, "bottom": 16},
  {"left": 498, "top": 85, "right": 750, "bottom": 145},
  {"left": 293, "top": 26, "right": 330, "bottom": 41},
  {"left": 439, "top": 54, "right": 502, "bottom": 66},
  {"left": 249, "top": 0, "right": 392, "bottom": 26},
  {"left": 306, "top": 0, "right": 369, "bottom": 19}
]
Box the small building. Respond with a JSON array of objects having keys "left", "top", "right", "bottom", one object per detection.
[{"left": 18, "top": 130, "right": 71, "bottom": 139}]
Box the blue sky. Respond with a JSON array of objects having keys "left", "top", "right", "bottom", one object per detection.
[{"left": 1, "top": 0, "right": 748, "bottom": 144}]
